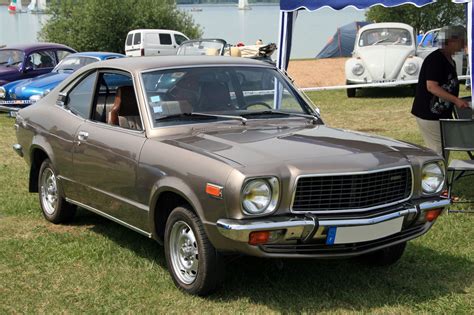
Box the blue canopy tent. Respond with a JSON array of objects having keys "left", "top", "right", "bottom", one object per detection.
[
  {"left": 316, "top": 21, "right": 371, "bottom": 58},
  {"left": 277, "top": 0, "right": 473, "bottom": 92}
]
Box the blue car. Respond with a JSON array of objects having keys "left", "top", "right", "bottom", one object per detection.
[{"left": 0, "top": 52, "right": 124, "bottom": 112}]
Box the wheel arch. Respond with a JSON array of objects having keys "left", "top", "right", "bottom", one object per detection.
[
  {"left": 28, "top": 145, "right": 52, "bottom": 193},
  {"left": 149, "top": 179, "right": 204, "bottom": 243}
]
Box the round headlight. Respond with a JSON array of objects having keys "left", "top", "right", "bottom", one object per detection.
[
  {"left": 242, "top": 177, "right": 279, "bottom": 215},
  {"left": 0, "top": 87, "right": 5, "bottom": 99},
  {"left": 352, "top": 63, "right": 364, "bottom": 76},
  {"left": 422, "top": 163, "right": 445, "bottom": 194},
  {"left": 404, "top": 62, "right": 418, "bottom": 75},
  {"left": 29, "top": 94, "right": 43, "bottom": 103}
]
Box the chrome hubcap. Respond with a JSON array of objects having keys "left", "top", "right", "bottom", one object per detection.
[
  {"left": 169, "top": 221, "right": 199, "bottom": 284},
  {"left": 40, "top": 168, "right": 58, "bottom": 215}
]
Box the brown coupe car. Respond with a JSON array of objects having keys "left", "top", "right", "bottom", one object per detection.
[{"left": 13, "top": 56, "right": 450, "bottom": 295}]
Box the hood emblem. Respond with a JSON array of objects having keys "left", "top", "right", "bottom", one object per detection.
[{"left": 11, "top": 93, "right": 16, "bottom": 100}]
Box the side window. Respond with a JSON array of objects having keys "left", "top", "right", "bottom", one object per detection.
[
  {"left": 57, "top": 50, "right": 72, "bottom": 61},
  {"left": 67, "top": 72, "right": 97, "bottom": 119},
  {"left": 133, "top": 33, "right": 141, "bottom": 45},
  {"left": 159, "top": 33, "right": 172, "bottom": 45},
  {"left": 26, "top": 50, "right": 56, "bottom": 69},
  {"left": 174, "top": 34, "right": 188, "bottom": 45},
  {"left": 126, "top": 34, "right": 133, "bottom": 46},
  {"left": 92, "top": 72, "right": 141, "bottom": 131}
]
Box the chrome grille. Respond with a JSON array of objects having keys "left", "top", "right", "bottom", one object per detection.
[{"left": 292, "top": 167, "right": 412, "bottom": 212}]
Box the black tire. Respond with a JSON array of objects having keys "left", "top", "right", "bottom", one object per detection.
[
  {"left": 359, "top": 242, "right": 407, "bottom": 266},
  {"left": 38, "top": 158, "right": 76, "bottom": 224},
  {"left": 164, "top": 206, "right": 224, "bottom": 296},
  {"left": 346, "top": 87, "right": 356, "bottom": 98}
]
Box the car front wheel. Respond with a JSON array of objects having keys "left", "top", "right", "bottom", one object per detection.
[
  {"left": 164, "top": 206, "right": 224, "bottom": 296},
  {"left": 38, "top": 158, "right": 76, "bottom": 223}
]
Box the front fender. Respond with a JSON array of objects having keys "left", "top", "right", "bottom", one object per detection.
[{"left": 148, "top": 176, "right": 220, "bottom": 241}]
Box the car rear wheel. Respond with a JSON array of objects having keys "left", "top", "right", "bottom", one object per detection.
[
  {"left": 38, "top": 159, "right": 76, "bottom": 224},
  {"left": 165, "top": 206, "right": 224, "bottom": 296},
  {"left": 359, "top": 242, "right": 407, "bottom": 266}
]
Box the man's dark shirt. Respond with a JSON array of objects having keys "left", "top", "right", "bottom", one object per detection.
[{"left": 411, "top": 49, "right": 459, "bottom": 120}]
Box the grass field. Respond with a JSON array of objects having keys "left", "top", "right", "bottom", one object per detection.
[{"left": 1, "top": 87, "right": 473, "bottom": 313}]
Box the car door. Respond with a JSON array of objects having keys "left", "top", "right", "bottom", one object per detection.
[
  {"left": 158, "top": 32, "right": 175, "bottom": 55},
  {"left": 71, "top": 70, "right": 149, "bottom": 232},
  {"left": 23, "top": 49, "right": 57, "bottom": 79}
]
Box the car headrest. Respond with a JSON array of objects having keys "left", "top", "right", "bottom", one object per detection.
[{"left": 116, "top": 86, "right": 139, "bottom": 116}]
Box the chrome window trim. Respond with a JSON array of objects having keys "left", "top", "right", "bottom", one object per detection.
[{"left": 289, "top": 165, "right": 414, "bottom": 214}]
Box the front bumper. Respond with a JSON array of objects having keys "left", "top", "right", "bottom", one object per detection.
[
  {"left": 216, "top": 199, "right": 450, "bottom": 258},
  {"left": 0, "top": 100, "right": 31, "bottom": 113}
]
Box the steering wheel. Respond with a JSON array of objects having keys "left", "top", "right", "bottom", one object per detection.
[{"left": 243, "top": 102, "right": 272, "bottom": 110}]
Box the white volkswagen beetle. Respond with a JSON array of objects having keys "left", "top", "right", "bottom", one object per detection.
[{"left": 345, "top": 22, "right": 423, "bottom": 97}]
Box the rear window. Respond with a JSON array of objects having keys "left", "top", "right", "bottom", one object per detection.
[
  {"left": 159, "top": 33, "right": 172, "bottom": 45},
  {"left": 133, "top": 33, "right": 141, "bottom": 45},
  {"left": 126, "top": 34, "right": 133, "bottom": 46}
]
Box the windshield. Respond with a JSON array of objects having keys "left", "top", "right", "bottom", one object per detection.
[
  {"left": 142, "top": 66, "right": 312, "bottom": 127},
  {"left": 0, "top": 49, "right": 25, "bottom": 68},
  {"left": 53, "top": 56, "right": 98, "bottom": 73},
  {"left": 177, "top": 40, "right": 226, "bottom": 56},
  {"left": 359, "top": 28, "right": 412, "bottom": 47}
]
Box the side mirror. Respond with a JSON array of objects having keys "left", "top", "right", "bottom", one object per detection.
[
  {"left": 22, "top": 65, "right": 33, "bottom": 73},
  {"left": 56, "top": 92, "right": 68, "bottom": 107}
]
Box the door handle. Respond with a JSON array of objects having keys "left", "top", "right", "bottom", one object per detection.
[{"left": 77, "top": 131, "right": 89, "bottom": 141}]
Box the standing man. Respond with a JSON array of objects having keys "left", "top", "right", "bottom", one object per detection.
[{"left": 411, "top": 25, "right": 470, "bottom": 156}]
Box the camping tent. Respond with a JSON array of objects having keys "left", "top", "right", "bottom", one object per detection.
[
  {"left": 316, "top": 21, "right": 371, "bottom": 58},
  {"left": 277, "top": 0, "right": 472, "bottom": 91}
]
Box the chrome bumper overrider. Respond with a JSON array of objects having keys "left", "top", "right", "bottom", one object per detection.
[{"left": 217, "top": 199, "right": 451, "bottom": 243}]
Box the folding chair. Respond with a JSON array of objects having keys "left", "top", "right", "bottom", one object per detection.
[
  {"left": 440, "top": 119, "right": 474, "bottom": 213},
  {"left": 453, "top": 103, "right": 473, "bottom": 119}
]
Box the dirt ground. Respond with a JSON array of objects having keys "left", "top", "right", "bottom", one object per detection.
[{"left": 287, "top": 58, "right": 348, "bottom": 88}]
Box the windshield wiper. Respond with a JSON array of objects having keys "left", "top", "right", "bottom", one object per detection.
[
  {"left": 156, "top": 112, "right": 247, "bottom": 125},
  {"left": 242, "top": 110, "right": 319, "bottom": 124}
]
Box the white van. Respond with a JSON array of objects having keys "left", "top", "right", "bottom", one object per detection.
[{"left": 125, "top": 29, "right": 189, "bottom": 57}]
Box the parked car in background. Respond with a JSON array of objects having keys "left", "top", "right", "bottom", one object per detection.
[
  {"left": 177, "top": 38, "right": 277, "bottom": 64},
  {"left": 345, "top": 23, "right": 423, "bottom": 97},
  {"left": 0, "top": 43, "right": 76, "bottom": 86},
  {"left": 0, "top": 52, "right": 124, "bottom": 113},
  {"left": 14, "top": 56, "right": 450, "bottom": 295},
  {"left": 125, "top": 29, "right": 189, "bottom": 57},
  {"left": 417, "top": 28, "right": 465, "bottom": 76}
]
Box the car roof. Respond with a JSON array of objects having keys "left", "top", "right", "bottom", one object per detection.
[
  {"left": 128, "top": 29, "right": 183, "bottom": 33},
  {"left": 69, "top": 52, "right": 125, "bottom": 60},
  {"left": 360, "top": 22, "right": 413, "bottom": 32},
  {"left": 90, "top": 56, "right": 274, "bottom": 73},
  {"left": 0, "top": 42, "right": 76, "bottom": 53}
]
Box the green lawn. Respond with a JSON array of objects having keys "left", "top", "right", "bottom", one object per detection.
[{"left": 1, "top": 88, "right": 473, "bottom": 313}]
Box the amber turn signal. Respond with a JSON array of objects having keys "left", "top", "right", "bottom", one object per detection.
[
  {"left": 425, "top": 209, "right": 442, "bottom": 222},
  {"left": 249, "top": 231, "right": 270, "bottom": 245},
  {"left": 206, "top": 183, "right": 223, "bottom": 198}
]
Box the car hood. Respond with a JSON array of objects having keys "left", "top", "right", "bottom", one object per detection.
[
  {"left": 162, "top": 123, "right": 430, "bottom": 170},
  {"left": 4, "top": 72, "right": 69, "bottom": 99},
  {"left": 356, "top": 46, "right": 414, "bottom": 80}
]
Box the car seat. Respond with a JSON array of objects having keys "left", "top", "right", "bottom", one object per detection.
[{"left": 198, "top": 81, "right": 231, "bottom": 112}]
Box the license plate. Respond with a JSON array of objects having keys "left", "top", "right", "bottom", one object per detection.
[{"left": 326, "top": 217, "right": 404, "bottom": 245}]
